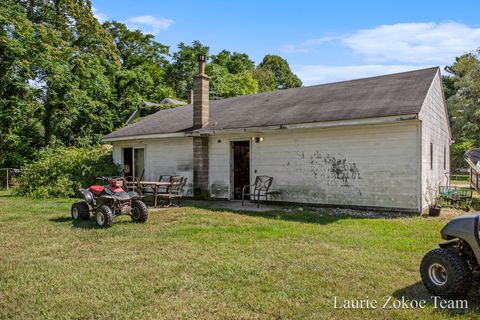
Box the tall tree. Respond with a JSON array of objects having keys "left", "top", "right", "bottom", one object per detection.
[
  {"left": 444, "top": 51, "right": 480, "bottom": 169},
  {"left": 210, "top": 50, "right": 254, "bottom": 74},
  {"left": 257, "top": 54, "right": 302, "bottom": 89},
  {"left": 165, "top": 41, "right": 209, "bottom": 99},
  {"left": 20, "top": 0, "right": 120, "bottom": 147},
  {"left": 103, "top": 21, "right": 174, "bottom": 123},
  {"left": 0, "top": 0, "right": 42, "bottom": 166},
  {"left": 206, "top": 64, "right": 258, "bottom": 99},
  {"left": 252, "top": 67, "right": 277, "bottom": 92}
]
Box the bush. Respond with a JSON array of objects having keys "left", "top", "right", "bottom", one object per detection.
[{"left": 16, "top": 145, "right": 121, "bottom": 198}]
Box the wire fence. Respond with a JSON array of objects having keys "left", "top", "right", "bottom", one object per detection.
[{"left": 0, "top": 168, "right": 22, "bottom": 190}]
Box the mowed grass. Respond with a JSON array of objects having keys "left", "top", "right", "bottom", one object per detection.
[{"left": 0, "top": 191, "right": 479, "bottom": 319}]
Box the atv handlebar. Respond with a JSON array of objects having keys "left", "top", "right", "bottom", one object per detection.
[{"left": 96, "top": 176, "right": 123, "bottom": 183}]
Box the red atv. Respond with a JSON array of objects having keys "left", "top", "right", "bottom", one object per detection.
[{"left": 71, "top": 177, "right": 148, "bottom": 228}]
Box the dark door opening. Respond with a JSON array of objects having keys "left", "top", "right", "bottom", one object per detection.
[
  {"left": 123, "top": 148, "right": 133, "bottom": 176},
  {"left": 232, "top": 141, "right": 250, "bottom": 200}
]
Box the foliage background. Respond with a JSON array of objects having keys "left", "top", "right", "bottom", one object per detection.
[
  {"left": 16, "top": 146, "right": 120, "bottom": 198},
  {"left": 0, "top": 0, "right": 302, "bottom": 170},
  {"left": 2, "top": 0, "right": 480, "bottom": 192}
]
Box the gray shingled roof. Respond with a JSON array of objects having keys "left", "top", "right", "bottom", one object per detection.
[{"left": 104, "top": 67, "right": 439, "bottom": 140}]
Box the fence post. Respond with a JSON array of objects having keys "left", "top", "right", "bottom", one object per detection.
[{"left": 6, "top": 168, "right": 9, "bottom": 190}]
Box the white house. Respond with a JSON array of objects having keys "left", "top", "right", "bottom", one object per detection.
[{"left": 103, "top": 57, "right": 451, "bottom": 213}]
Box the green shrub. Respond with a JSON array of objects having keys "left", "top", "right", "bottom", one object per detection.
[{"left": 16, "top": 145, "right": 121, "bottom": 198}]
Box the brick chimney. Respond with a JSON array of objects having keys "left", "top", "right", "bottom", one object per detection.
[
  {"left": 192, "top": 54, "right": 210, "bottom": 198},
  {"left": 193, "top": 54, "right": 209, "bottom": 129}
]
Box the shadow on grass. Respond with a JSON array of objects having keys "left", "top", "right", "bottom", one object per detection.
[
  {"left": 187, "top": 202, "right": 365, "bottom": 225},
  {"left": 50, "top": 215, "right": 142, "bottom": 229},
  {"left": 50, "top": 216, "right": 97, "bottom": 229},
  {"left": 392, "top": 281, "right": 480, "bottom": 316}
]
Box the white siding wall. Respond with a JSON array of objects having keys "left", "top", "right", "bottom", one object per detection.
[
  {"left": 112, "top": 137, "right": 194, "bottom": 195},
  {"left": 419, "top": 71, "right": 451, "bottom": 210},
  {"left": 209, "top": 122, "right": 421, "bottom": 210}
]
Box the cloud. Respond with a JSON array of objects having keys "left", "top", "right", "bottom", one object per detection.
[
  {"left": 125, "top": 15, "right": 174, "bottom": 34},
  {"left": 342, "top": 22, "right": 480, "bottom": 63},
  {"left": 283, "top": 22, "right": 480, "bottom": 85},
  {"left": 281, "top": 36, "right": 339, "bottom": 53},
  {"left": 92, "top": 7, "right": 108, "bottom": 23},
  {"left": 281, "top": 44, "right": 309, "bottom": 54},
  {"left": 293, "top": 64, "right": 435, "bottom": 86},
  {"left": 283, "top": 22, "right": 480, "bottom": 64}
]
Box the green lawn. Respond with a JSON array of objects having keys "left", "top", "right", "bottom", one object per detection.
[
  {"left": 0, "top": 191, "right": 479, "bottom": 319},
  {"left": 451, "top": 174, "right": 470, "bottom": 186}
]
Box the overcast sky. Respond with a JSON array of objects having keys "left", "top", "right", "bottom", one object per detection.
[{"left": 92, "top": 0, "right": 480, "bottom": 85}]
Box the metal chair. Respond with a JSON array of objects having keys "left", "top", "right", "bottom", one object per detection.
[
  {"left": 158, "top": 176, "right": 187, "bottom": 207},
  {"left": 242, "top": 176, "right": 273, "bottom": 208},
  {"left": 124, "top": 169, "right": 145, "bottom": 192},
  {"left": 157, "top": 175, "right": 172, "bottom": 195}
]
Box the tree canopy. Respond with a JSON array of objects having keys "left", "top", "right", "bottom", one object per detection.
[
  {"left": 443, "top": 50, "right": 480, "bottom": 169},
  {"left": 0, "top": 0, "right": 303, "bottom": 168},
  {"left": 257, "top": 55, "right": 302, "bottom": 89}
]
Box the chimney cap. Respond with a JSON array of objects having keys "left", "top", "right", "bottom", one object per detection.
[{"left": 197, "top": 54, "right": 206, "bottom": 62}]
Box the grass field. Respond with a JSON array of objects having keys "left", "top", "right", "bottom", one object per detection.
[{"left": 1, "top": 191, "right": 480, "bottom": 319}]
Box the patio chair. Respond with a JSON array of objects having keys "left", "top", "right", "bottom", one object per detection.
[
  {"left": 157, "top": 175, "right": 172, "bottom": 194},
  {"left": 131, "top": 177, "right": 143, "bottom": 196},
  {"left": 123, "top": 169, "right": 145, "bottom": 192},
  {"left": 242, "top": 176, "right": 273, "bottom": 208},
  {"left": 158, "top": 176, "right": 187, "bottom": 207}
]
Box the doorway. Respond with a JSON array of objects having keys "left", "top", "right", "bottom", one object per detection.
[
  {"left": 122, "top": 147, "right": 144, "bottom": 178},
  {"left": 123, "top": 148, "right": 133, "bottom": 176},
  {"left": 232, "top": 141, "right": 250, "bottom": 200}
]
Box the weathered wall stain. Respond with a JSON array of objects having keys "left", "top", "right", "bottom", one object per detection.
[
  {"left": 286, "top": 151, "right": 361, "bottom": 186},
  {"left": 211, "top": 181, "right": 229, "bottom": 198},
  {"left": 177, "top": 163, "right": 193, "bottom": 171}
]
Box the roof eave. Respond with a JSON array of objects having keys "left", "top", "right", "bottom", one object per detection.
[{"left": 103, "top": 114, "right": 419, "bottom": 142}]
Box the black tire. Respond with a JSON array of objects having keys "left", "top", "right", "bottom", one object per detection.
[
  {"left": 71, "top": 202, "right": 90, "bottom": 221},
  {"left": 131, "top": 200, "right": 148, "bottom": 223},
  {"left": 420, "top": 248, "right": 472, "bottom": 298},
  {"left": 95, "top": 205, "right": 114, "bottom": 228}
]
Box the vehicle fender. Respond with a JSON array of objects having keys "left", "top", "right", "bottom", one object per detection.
[
  {"left": 78, "top": 188, "right": 94, "bottom": 204},
  {"left": 441, "top": 212, "right": 480, "bottom": 263},
  {"left": 127, "top": 191, "right": 141, "bottom": 200},
  {"left": 438, "top": 239, "right": 459, "bottom": 248}
]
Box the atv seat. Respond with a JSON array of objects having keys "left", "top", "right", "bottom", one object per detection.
[{"left": 89, "top": 185, "right": 104, "bottom": 196}]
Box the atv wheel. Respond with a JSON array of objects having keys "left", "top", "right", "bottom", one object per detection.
[
  {"left": 95, "top": 205, "right": 114, "bottom": 228},
  {"left": 71, "top": 202, "right": 90, "bottom": 221},
  {"left": 420, "top": 248, "right": 471, "bottom": 298},
  {"left": 131, "top": 200, "right": 148, "bottom": 223}
]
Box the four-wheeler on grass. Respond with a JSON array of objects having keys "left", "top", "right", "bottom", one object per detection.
[
  {"left": 71, "top": 177, "right": 148, "bottom": 228},
  {"left": 420, "top": 213, "right": 480, "bottom": 298}
]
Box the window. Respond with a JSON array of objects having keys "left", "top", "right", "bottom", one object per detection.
[
  {"left": 430, "top": 143, "right": 433, "bottom": 170},
  {"left": 122, "top": 147, "right": 145, "bottom": 178}
]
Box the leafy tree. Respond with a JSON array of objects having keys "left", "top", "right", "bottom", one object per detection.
[
  {"left": 444, "top": 51, "right": 480, "bottom": 169},
  {"left": 206, "top": 64, "right": 258, "bottom": 99},
  {"left": 258, "top": 54, "right": 302, "bottom": 89},
  {"left": 0, "top": 0, "right": 42, "bottom": 167},
  {"left": 103, "top": 21, "right": 173, "bottom": 124},
  {"left": 20, "top": 0, "right": 120, "bottom": 147},
  {"left": 252, "top": 67, "right": 277, "bottom": 92},
  {"left": 210, "top": 50, "right": 254, "bottom": 74},
  {"left": 0, "top": 1, "right": 305, "bottom": 171},
  {"left": 165, "top": 41, "right": 209, "bottom": 99}
]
